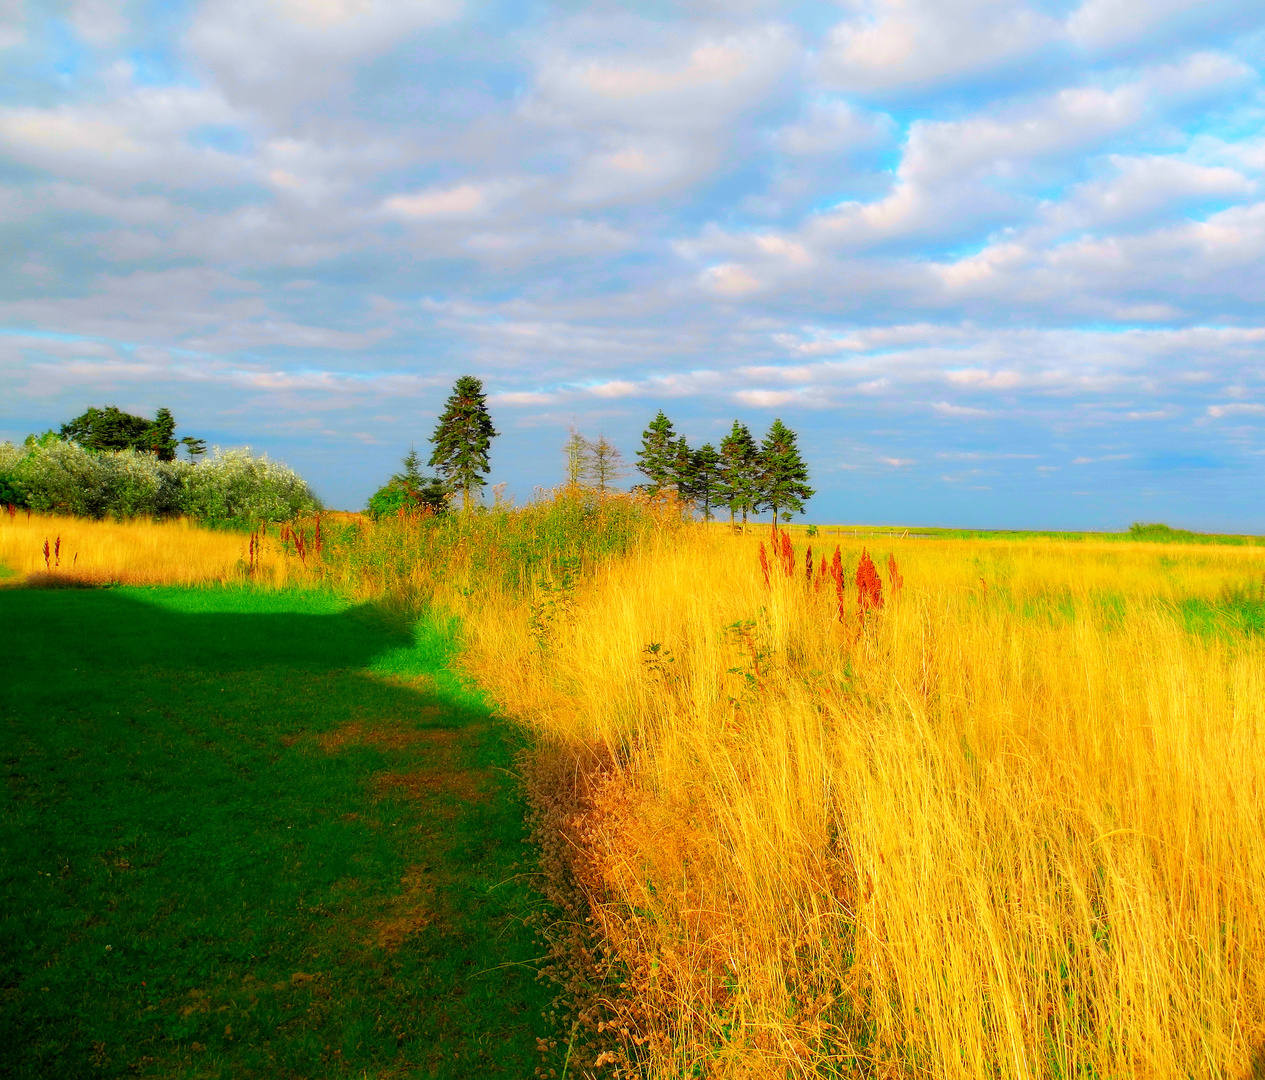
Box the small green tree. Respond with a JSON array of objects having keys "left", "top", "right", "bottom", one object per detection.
[
  {"left": 563, "top": 426, "right": 593, "bottom": 486},
  {"left": 635, "top": 411, "right": 678, "bottom": 495},
  {"left": 428, "top": 376, "right": 498, "bottom": 512},
  {"left": 718, "top": 420, "right": 759, "bottom": 531},
  {"left": 589, "top": 435, "right": 624, "bottom": 493},
  {"left": 690, "top": 443, "right": 721, "bottom": 521},
  {"left": 181, "top": 437, "right": 208, "bottom": 460},
  {"left": 757, "top": 419, "right": 814, "bottom": 531},
  {"left": 367, "top": 445, "right": 449, "bottom": 519}
]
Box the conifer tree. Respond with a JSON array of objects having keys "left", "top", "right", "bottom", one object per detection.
[
  {"left": 635, "top": 411, "right": 678, "bottom": 495},
  {"left": 428, "top": 375, "right": 498, "bottom": 511},
  {"left": 146, "top": 407, "right": 178, "bottom": 461},
  {"left": 670, "top": 435, "right": 694, "bottom": 501},
  {"left": 589, "top": 435, "right": 624, "bottom": 493},
  {"left": 757, "top": 418, "right": 814, "bottom": 531},
  {"left": 691, "top": 443, "right": 721, "bottom": 521},
  {"left": 718, "top": 420, "right": 759, "bottom": 530},
  {"left": 563, "top": 426, "right": 593, "bottom": 486}
]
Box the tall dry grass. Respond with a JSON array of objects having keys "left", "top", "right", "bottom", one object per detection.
[
  {"left": 7, "top": 503, "right": 1264, "bottom": 1077},
  {"left": 452, "top": 527, "right": 1265, "bottom": 1079},
  {"left": 0, "top": 509, "right": 317, "bottom": 587}
]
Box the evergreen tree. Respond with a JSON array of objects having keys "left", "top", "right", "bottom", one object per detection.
[
  {"left": 146, "top": 407, "right": 178, "bottom": 461},
  {"left": 181, "top": 437, "right": 208, "bottom": 460},
  {"left": 669, "top": 435, "right": 695, "bottom": 501},
  {"left": 635, "top": 411, "right": 678, "bottom": 495},
  {"left": 757, "top": 419, "right": 814, "bottom": 530},
  {"left": 563, "top": 426, "right": 593, "bottom": 486},
  {"left": 428, "top": 376, "right": 498, "bottom": 511},
  {"left": 718, "top": 420, "right": 759, "bottom": 530},
  {"left": 61, "top": 405, "right": 152, "bottom": 453},
  {"left": 589, "top": 435, "right": 624, "bottom": 493},
  {"left": 691, "top": 443, "right": 721, "bottom": 521}
]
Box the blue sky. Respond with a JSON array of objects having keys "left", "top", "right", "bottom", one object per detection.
[{"left": 1, "top": 0, "right": 1264, "bottom": 528}]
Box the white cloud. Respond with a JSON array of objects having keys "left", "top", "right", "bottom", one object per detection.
[
  {"left": 68, "top": 0, "right": 128, "bottom": 47},
  {"left": 819, "top": 0, "right": 1060, "bottom": 93},
  {"left": 527, "top": 24, "right": 796, "bottom": 134},
  {"left": 1207, "top": 403, "right": 1265, "bottom": 418},
  {"left": 187, "top": 0, "right": 462, "bottom": 102},
  {"left": 382, "top": 182, "right": 494, "bottom": 220},
  {"left": 565, "top": 137, "right": 702, "bottom": 204},
  {"left": 1066, "top": 0, "right": 1265, "bottom": 50},
  {"left": 933, "top": 402, "right": 993, "bottom": 417},
  {"left": 772, "top": 99, "right": 891, "bottom": 156},
  {"left": 0, "top": 0, "right": 24, "bottom": 49},
  {"left": 701, "top": 263, "right": 763, "bottom": 296}
]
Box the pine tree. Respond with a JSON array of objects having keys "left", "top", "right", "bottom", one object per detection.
[
  {"left": 428, "top": 376, "right": 499, "bottom": 511},
  {"left": 635, "top": 411, "right": 678, "bottom": 495},
  {"left": 180, "top": 437, "right": 208, "bottom": 460},
  {"left": 718, "top": 420, "right": 759, "bottom": 531},
  {"left": 691, "top": 443, "right": 721, "bottom": 521},
  {"left": 146, "top": 407, "right": 178, "bottom": 462},
  {"left": 669, "top": 436, "right": 694, "bottom": 502},
  {"left": 563, "top": 426, "right": 593, "bottom": 487},
  {"left": 757, "top": 419, "right": 814, "bottom": 531},
  {"left": 589, "top": 435, "right": 624, "bottom": 493}
]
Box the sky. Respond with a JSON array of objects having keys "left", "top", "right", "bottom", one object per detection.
[{"left": 1, "top": 0, "right": 1264, "bottom": 529}]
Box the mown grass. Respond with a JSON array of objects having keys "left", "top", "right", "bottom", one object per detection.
[{"left": 0, "top": 584, "right": 558, "bottom": 1080}]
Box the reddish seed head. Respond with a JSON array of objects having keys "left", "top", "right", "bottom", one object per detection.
[
  {"left": 856, "top": 548, "right": 883, "bottom": 612},
  {"left": 779, "top": 530, "right": 794, "bottom": 576},
  {"left": 759, "top": 541, "right": 770, "bottom": 586},
  {"left": 887, "top": 553, "right": 903, "bottom": 592}
]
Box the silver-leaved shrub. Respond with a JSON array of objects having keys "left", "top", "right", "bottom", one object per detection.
[{"left": 0, "top": 440, "right": 321, "bottom": 522}]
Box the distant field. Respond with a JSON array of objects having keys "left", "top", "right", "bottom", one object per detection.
[{"left": 782, "top": 520, "right": 1265, "bottom": 545}]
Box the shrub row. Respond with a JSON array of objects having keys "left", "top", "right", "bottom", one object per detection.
[{"left": 0, "top": 439, "right": 320, "bottom": 523}]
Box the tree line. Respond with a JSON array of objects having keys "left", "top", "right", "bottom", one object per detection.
[
  {"left": 634, "top": 411, "right": 813, "bottom": 526},
  {"left": 370, "top": 375, "right": 814, "bottom": 528}
]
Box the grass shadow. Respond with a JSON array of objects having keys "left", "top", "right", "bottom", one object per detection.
[{"left": 0, "top": 586, "right": 556, "bottom": 1079}]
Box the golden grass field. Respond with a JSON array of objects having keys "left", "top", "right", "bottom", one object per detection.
[
  {"left": 5, "top": 508, "right": 1264, "bottom": 1078},
  {"left": 455, "top": 526, "right": 1265, "bottom": 1079}
]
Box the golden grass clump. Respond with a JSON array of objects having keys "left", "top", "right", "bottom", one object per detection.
[
  {"left": 0, "top": 510, "right": 321, "bottom": 587},
  {"left": 455, "top": 527, "right": 1265, "bottom": 1079}
]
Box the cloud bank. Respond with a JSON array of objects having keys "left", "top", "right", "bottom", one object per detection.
[{"left": 1, "top": 0, "right": 1264, "bottom": 528}]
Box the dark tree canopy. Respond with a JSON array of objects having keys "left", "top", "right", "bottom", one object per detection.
[
  {"left": 690, "top": 443, "right": 722, "bottom": 521},
  {"left": 757, "top": 418, "right": 814, "bottom": 528},
  {"left": 428, "top": 376, "right": 498, "bottom": 510},
  {"left": 718, "top": 420, "right": 760, "bottom": 528},
  {"left": 635, "top": 411, "right": 679, "bottom": 495},
  {"left": 59, "top": 405, "right": 193, "bottom": 462},
  {"left": 61, "top": 406, "right": 153, "bottom": 453}
]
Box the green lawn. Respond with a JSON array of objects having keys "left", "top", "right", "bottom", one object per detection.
[{"left": 0, "top": 584, "right": 558, "bottom": 1079}]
